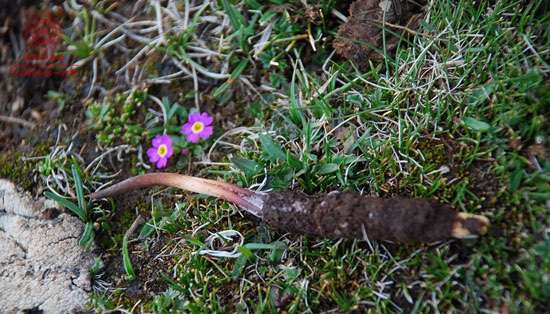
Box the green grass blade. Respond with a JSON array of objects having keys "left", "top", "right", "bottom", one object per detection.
[
  {"left": 184, "top": 237, "right": 205, "bottom": 247},
  {"left": 45, "top": 191, "right": 87, "bottom": 222},
  {"left": 71, "top": 164, "right": 85, "bottom": 211},
  {"left": 78, "top": 222, "right": 95, "bottom": 248},
  {"left": 122, "top": 237, "right": 136, "bottom": 280},
  {"left": 222, "top": 0, "right": 246, "bottom": 31},
  {"left": 161, "top": 273, "right": 187, "bottom": 292},
  {"left": 213, "top": 59, "right": 249, "bottom": 98},
  {"left": 243, "top": 243, "right": 275, "bottom": 250},
  {"left": 244, "top": 0, "right": 262, "bottom": 10}
]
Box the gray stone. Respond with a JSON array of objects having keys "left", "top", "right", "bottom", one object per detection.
[{"left": 0, "top": 179, "right": 96, "bottom": 314}]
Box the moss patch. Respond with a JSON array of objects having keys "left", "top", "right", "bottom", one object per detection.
[{"left": 0, "top": 140, "right": 53, "bottom": 191}]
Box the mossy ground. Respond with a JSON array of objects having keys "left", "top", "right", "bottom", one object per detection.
[{"left": 0, "top": 140, "right": 53, "bottom": 191}]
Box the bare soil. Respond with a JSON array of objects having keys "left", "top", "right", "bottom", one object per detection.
[{"left": 333, "top": 0, "right": 424, "bottom": 68}]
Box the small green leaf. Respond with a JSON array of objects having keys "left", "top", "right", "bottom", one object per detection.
[
  {"left": 247, "top": 102, "right": 264, "bottom": 119},
  {"left": 139, "top": 220, "right": 155, "bottom": 238},
  {"left": 161, "top": 273, "right": 187, "bottom": 292},
  {"left": 166, "top": 100, "right": 179, "bottom": 122},
  {"left": 468, "top": 83, "right": 495, "bottom": 105},
  {"left": 238, "top": 24, "right": 250, "bottom": 53},
  {"left": 287, "top": 151, "right": 303, "bottom": 170},
  {"left": 346, "top": 128, "right": 371, "bottom": 154},
  {"left": 237, "top": 245, "right": 255, "bottom": 261},
  {"left": 169, "top": 134, "right": 186, "bottom": 148},
  {"left": 283, "top": 267, "right": 302, "bottom": 282},
  {"left": 122, "top": 237, "right": 136, "bottom": 280},
  {"left": 513, "top": 69, "right": 540, "bottom": 85},
  {"left": 45, "top": 191, "right": 87, "bottom": 221},
  {"left": 419, "top": 19, "right": 437, "bottom": 32},
  {"left": 125, "top": 125, "right": 144, "bottom": 133},
  {"left": 269, "top": 241, "right": 286, "bottom": 263},
  {"left": 258, "top": 133, "right": 286, "bottom": 161},
  {"left": 231, "top": 157, "right": 263, "bottom": 177},
  {"left": 464, "top": 117, "right": 491, "bottom": 132},
  {"left": 318, "top": 163, "right": 339, "bottom": 174},
  {"left": 242, "top": 241, "right": 287, "bottom": 264},
  {"left": 258, "top": 135, "right": 302, "bottom": 169},
  {"left": 232, "top": 255, "right": 247, "bottom": 280},
  {"left": 244, "top": 0, "right": 262, "bottom": 9}
]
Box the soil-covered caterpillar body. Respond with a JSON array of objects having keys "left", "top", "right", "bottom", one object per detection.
[{"left": 89, "top": 173, "right": 490, "bottom": 242}]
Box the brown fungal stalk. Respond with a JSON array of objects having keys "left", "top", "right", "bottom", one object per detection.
[{"left": 89, "top": 173, "right": 490, "bottom": 242}]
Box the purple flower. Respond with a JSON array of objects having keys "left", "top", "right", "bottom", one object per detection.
[
  {"left": 147, "top": 134, "right": 173, "bottom": 168},
  {"left": 182, "top": 112, "right": 213, "bottom": 143},
  {"left": 181, "top": 149, "right": 188, "bottom": 155}
]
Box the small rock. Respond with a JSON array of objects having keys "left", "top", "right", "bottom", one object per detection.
[{"left": 0, "top": 179, "right": 97, "bottom": 314}]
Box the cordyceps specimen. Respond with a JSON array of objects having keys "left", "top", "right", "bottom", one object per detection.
[{"left": 88, "top": 173, "right": 490, "bottom": 242}]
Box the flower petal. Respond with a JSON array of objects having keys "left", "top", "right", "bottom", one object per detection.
[
  {"left": 152, "top": 135, "right": 162, "bottom": 147},
  {"left": 186, "top": 132, "right": 199, "bottom": 143},
  {"left": 165, "top": 145, "right": 173, "bottom": 158},
  {"left": 147, "top": 148, "right": 160, "bottom": 163},
  {"left": 182, "top": 122, "right": 193, "bottom": 135},
  {"left": 181, "top": 149, "right": 188, "bottom": 155},
  {"left": 147, "top": 147, "right": 156, "bottom": 158},
  {"left": 199, "top": 126, "right": 213, "bottom": 139},
  {"left": 161, "top": 134, "right": 172, "bottom": 146},
  {"left": 188, "top": 112, "right": 200, "bottom": 123},
  {"left": 157, "top": 157, "right": 167, "bottom": 168},
  {"left": 200, "top": 112, "right": 213, "bottom": 126}
]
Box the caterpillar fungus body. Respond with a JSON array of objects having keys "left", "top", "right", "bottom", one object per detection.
[{"left": 89, "top": 173, "right": 490, "bottom": 242}]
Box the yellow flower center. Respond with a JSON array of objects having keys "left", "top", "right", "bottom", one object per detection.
[
  {"left": 192, "top": 122, "right": 204, "bottom": 133},
  {"left": 157, "top": 144, "right": 167, "bottom": 157}
]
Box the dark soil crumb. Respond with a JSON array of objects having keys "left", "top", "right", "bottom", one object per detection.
[{"left": 333, "top": 0, "right": 424, "bottom": 68}]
